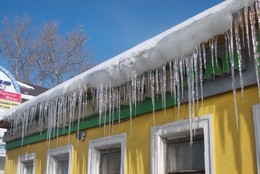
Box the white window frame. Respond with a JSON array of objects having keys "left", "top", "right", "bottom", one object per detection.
[
  {"left": 253, "top": 104, "right": 260, "bottom": 173},
  {"left": 87, "top": 133, "right": 126, "bottom": 174},
  {"left": 151, "top": 115, "right": 214, "bottom": 174},
  {"left": 17, "top": 153, "right": 36, "bottom": 174},
  {"left": 46, "top": 145, "right": 73, "bottom": 174}
]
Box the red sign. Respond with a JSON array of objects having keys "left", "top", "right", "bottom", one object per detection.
[
  {"left": 0, "top": 90, "right": 21, "bottom": 102},
  {"left": 0, "top": 90, "right": 21, "bottom": 110}
]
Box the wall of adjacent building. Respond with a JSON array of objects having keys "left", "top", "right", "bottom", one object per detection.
[{"left": 4, "top": 85, "right": 259, "bottom": 174}]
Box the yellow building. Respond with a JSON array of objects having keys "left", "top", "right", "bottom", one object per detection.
[{"left": 1, "top": 0, "right": 260, "bottom": 174}]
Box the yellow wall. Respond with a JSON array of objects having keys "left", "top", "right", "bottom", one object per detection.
[{"left": 4, "top": 85, "right": 259, "bottom": 174}]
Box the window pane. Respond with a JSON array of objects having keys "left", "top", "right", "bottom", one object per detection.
[
  {"left": 57, "top": 158, "right": 69, "bottom": 174},
  {"left": 25, "top": 163, "right": 33, "bottom": 174},
  {"left": 100, "top": 150, "right": 121, "bottom": 174},
  {"left": 21, "top": 161, "right": 33, "bottom": 174},
  {"left": 168, "top": 139, "right": 205, "bottom": 172}
]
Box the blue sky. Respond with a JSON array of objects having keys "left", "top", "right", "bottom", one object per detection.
[{"left": 1, "top": 0, "right": 224, "bottom": 64}]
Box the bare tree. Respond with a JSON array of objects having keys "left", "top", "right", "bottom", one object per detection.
[
  {"left": 0, "top": 15, "right": 34, "bottom": 83},
  {"left": 0, "top": 15, "right": 92, "bottom": 88},
  {"left": 34, "top": 21, "right": 91, "bottom": 87}
]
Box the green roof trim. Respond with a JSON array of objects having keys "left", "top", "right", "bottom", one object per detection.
[{"left": 6, "top": 93, "right": 177, "bottom": 150}]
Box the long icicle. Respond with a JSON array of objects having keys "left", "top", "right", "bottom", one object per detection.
[
  {"left": 228, "top": 16, "right": 239, "bottom": 129},
  {"left": 149, "top": 70, "right": 156, "bottom": 125},
  {"left": 198, "top": 45, "right": 204, "bottom": 106},
  {"left": 185, "top": 56, "right": 194, "bottom": 143},
  {"left": 234, "top": 12, "right": 244, "bottom": 98},
  {"left": 174, "top": 60, "right": 180, "bottom": 117}
]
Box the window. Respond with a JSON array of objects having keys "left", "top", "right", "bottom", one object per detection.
[
  {"left": 87, "top": 133, "right": 126, "bottom": 174},
  {"left": 253, "top": 104, "right": 260, "bottom": 173},
  {"left": 151, "top": 115, "right": 213, "bottom": 174},
  {"left": 46, "top": 145, "right": 72, "bottom": 174},
  {"left": 167, "top": 131, "right": 205, "bottom": 174},
  {"left": 100, "top": 148, "right": 121, "bottom": 174},
  {"left": 17, "top": 153, "right": 36, "bottom": 174}
]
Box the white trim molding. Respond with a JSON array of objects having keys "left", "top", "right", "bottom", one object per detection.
[
  {"left": 46, "top": 145, "right": 73, "bottom": 174},
  {"left": 151, "top": 115, "right": 214, "bottom": 174},
  {"left": 17, "top": 153, "right": 36, "bottom": 174},
  {"left": 253, "top": 104, "right": 260, "bottom": 173},
  {"left": 87, "top": 133, "right": 127, "bottom": 174}
]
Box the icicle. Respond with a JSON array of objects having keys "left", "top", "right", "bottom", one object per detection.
[
  {"left": 113, "top": 87, "right": 117, "bottom": 124},
  {"left": 229, "top": 15, "right": 239, "bottom": 129},
  {"left": 255, "top": 1, "right": 260, "bottom": 30},
  {"left": 136, "top": 76, "right": 140, "bottom": 104},
  {"left": 39, "top": 102, "right": 44, "bottom": 134},
  {"left": 118, "top": 86, "right": 122, "bottom": 123},
  {"left": 108, "top": 85, "right": 112, "bottom": 134},
  {"left": 209, "top": 39, "right": 215, "bottom": 73},
  {"left": 29, "top": 105, "right": 37, "bottom": 124},
  {"left": 155, "top": 69, "right": 159, "bottom": 98},
  {"left": 209, "top": 37, "right": 217, "bottom": 79},
  {"left": 92, "top": 87, "right": 96, "bottom": 113},
  {"left": 238, "top": 9, "right": 246, "bottom": 47},
  {"left": 140, "top": 75, "right": 145, "bottom": 103},
  {"left": 249, "top": 6, "right": 260, "bottom": 97},
  {"left": 190, "top": 55, "right": 195, "bottom": 120},
  {"left": 244, "top": 7, "right": 251, "bottom": 59},
  {"left": 47, "top": 102, "right": 51, "bottom": 142},
  {"left": 98, "top": 86, "right": 104, "bottom": 125},
  {"left": 179, "top": 59, "right": 185, "bottom": 99},
  {"left": 83, "top": 88, "right": 88, "bottom": 122},
  {"left": 169, "top": 62, "right": 174, "bottom": 98},
  {"left": 198, "top": 45, "right": 204, "bottom": 105},
  {"left": 62, "top": 95, "right": 68, "bottom": 131},
  {"left": 50, "top": 99, "right": 57, "bottom": 140},
  {"left": 225, "top": 32, "right": 230, "bottom": 62},
  {"left": 77, "top": 90, "right": 83, "bottom": 145},
  {"left": 127, "top": 83, "right": 133, "bottom": 137},
  {"left": 54, "top": 98, "right": 59, "bottom": 138},
  {"left": 202, "top": 44, "right": 207, "bottom": 69},
  {"left": 214, "top": 36, "right": 218, "bottom": 70},
  {"left": 172, "top": 62, "right": 177, "bottom": 104},
  {"left": 234, "top": 13, "right": 244, "bottom": 98},
  {"left": 48, "top": 100, "right": 53, "bottom": 142},
  {"left": 161, "top": 65, "right": 167, "bottom": 112},
  {"left": 132, "top": 74, "right": 137, "bottom": 116},
  {"left": 67, "top": 92, "right": 77, "bottom": 143},
  {"left": 21, "top": 110, "right": 29, "bottom": 145},
  {"left": 103, "top": 86, "right": 108, "bottom": 135},
  {"left": 193, "top": 48, "right": 199, "bottom": 111},
  {"left": 173, "top": 60, "right": 180, "bottom": 116},
  {"left": 185, "top": 56, "right": 194, "bottom": 143},
  {"left": 141, "top": 74, "right": 145, "bottom": 102},
  {"left": 111, "top": 87, "right": 117, "bottom": 130},
  {"left": 149, "top": 70, "right": 156, "bottom": 125},
  {"left": 123, "top": 84, "right": 127, "bottom": 102},
  {"left": 56, "top": 97, "right": 62, "bottom": 141}
]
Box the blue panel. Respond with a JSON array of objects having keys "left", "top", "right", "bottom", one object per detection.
[
  {"left": 0, "top": 80, "right": 11, "bottom": 86},
  {"left": 0, "top": 66, "right": 20, "bottom": 93}
]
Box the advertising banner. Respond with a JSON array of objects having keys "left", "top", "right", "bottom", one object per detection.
[{"left": 0, "top": 90, "right": 21, "bottom": 109}]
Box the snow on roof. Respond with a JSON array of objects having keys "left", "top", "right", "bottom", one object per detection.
[
  {"left": 17, "top": 81, "right": 34, "bottom": 90},
  {"left": 1, "top": 0, "right": 254, "bottom": 118}
]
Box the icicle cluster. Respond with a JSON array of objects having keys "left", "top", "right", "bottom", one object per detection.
[{"left": 3, "top": 1, "right": 260, "bottom": 143}]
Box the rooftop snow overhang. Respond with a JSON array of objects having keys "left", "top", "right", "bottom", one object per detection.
[{"left": 0, "top": 0, "right": 254, "bottom": 120}]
